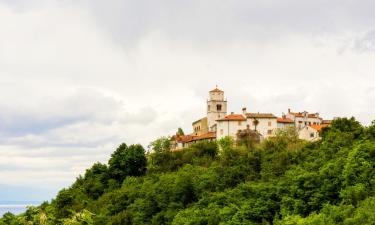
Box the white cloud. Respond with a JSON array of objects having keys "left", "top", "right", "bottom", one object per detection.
[{"left": 0, "top": 0, "right": 374, "bottom": 201}]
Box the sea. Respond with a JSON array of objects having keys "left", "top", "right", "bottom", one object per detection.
[{"left": 0, "top": 202, "right": 40, "bottom": 217}]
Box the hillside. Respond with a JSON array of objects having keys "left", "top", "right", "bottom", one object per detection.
[{"left": 1, "top": 117, "right": 375, "bottom": 225}]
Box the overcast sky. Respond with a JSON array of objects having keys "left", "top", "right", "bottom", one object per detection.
[{"left": 0, "top": 0, "right": 374, "bottom": 201}]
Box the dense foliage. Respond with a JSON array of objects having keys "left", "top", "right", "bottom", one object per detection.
[{"left": 1, "top": 117, "right": 375, "bottom": 225}]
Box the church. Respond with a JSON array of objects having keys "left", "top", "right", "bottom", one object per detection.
[{"left": 171, "top": 87, "right": 331, "bottom": 150}]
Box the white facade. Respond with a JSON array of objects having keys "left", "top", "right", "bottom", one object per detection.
[
  {"left": 298, "top": 126, "right": 320, "bottom": 141},
  {"left": 207, "top": 88, "right": 227, "bottom": 131},
  {"left": 246, "top": 116, "right": 278, "bottom": 139},
  {"left": 286, "top": 109, "right": 323, "bottom": 130},
  {"left": 216, "top": 116, "right": 247, "bottom": 140},
  {"left": 277, "top": 118, "right": 295, "bottom": 130}
]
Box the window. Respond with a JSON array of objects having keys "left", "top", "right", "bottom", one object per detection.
[
  {"left": 299, "top": 121, "right": 302, "bottom": 123},
  {"left": 268, "top": 121, "right": 272, "bottom": 126},
  {"left": 267, "top": 130, "right": 273, "bottom": 135},
  {"left": 208, "top": 105, "right": 211, "bottom": 111},
  {"left": 238, "top": 121, "right": 242, "bottom": 126},
  {"left": 310, "top": 132, "right": 314, "bottom": 138},
  {"left": 220, "top": 129, "right": 224, "bottom": 135},
  {"left": 217, "top": 104, "right": 222, "bottom": 111}
]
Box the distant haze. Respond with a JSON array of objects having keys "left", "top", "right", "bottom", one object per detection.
[{"left": 0, "top": 0, "right": 374, "bottom": 201}]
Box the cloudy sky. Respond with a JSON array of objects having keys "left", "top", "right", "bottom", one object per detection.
[{"left": 0, "top": 0, "right": 374, "bottom": 202}]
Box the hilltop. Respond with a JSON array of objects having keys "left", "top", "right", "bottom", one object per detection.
[{"left": 1, "top": 117, "right": 375, "bottom": 225}]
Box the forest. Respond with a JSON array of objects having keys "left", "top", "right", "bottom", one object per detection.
[{"left": 1, "top": 117, "right": 374, "bottom": 225}]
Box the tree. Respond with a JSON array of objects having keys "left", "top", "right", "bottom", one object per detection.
[
  {"left": 177, "top": 128, "right": 185, "bottom": 136},
  {"left": 366, "top": 120, "right": 375, "bottom": 140},
  {"left": 149, "top": 137, "right": 171, "bottom": 153},
  {"left": 253, "top": 119, "right": 259, "bottom": 131},
  {"left": 108, "top": 143, "right": 147, "bottom": 183},
  {"left": 236, "top": 128, "right": 261, "bottom": 150}
]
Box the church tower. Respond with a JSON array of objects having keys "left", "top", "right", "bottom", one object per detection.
[{"left": 207, "top": 86, "right": 227, "bottom": 131}]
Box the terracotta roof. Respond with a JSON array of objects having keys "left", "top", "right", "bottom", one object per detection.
[
  {"left": 290, "top": 112, "right": 304, "bottom": 117},
  {"left": 277, "top": 117, "right": 294, "bottom": 123},
  {"left": 217, "top": 114, "right": 246, "bottom": 121},
  {"left": 192, "top": 132, "right": 216, "bottom": 141},
  {"left": 246, "top": 113, "right": 277, "bottom": 119},
  {"left": 172, "top": 135, "right": 194, "bottom": 143},
  {"left": 290, "top": 111, "right": 319, "bottom": 118},
  {"left": 172, "top": 132, "right": 216, "bottom": 143},
  {"left": 209, "top": 87, "right": 224, "bottom": 92},
  {"left": 309, "top": 124, "right": 329, "bottom": 132},
  {"left": 308, "top": 114, "right": 319, "bottom": 118}
]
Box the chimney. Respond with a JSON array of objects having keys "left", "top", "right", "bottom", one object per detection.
[
  {"left": 242, "top": 107, "right": 247, "bottom": 115},
  {"left": 231, "top": 112, "right": 234, "bottom": 115}
]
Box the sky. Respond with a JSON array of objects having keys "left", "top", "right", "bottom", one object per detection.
[{"left": 0, "top": 0, "right": 374, "bottom": 202}]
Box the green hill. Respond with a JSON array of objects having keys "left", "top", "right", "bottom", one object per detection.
[{"left": 2, "top": 117, "right": 375, "bottom": 225}]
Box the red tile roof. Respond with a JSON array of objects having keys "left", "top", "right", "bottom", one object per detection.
[
  {"left": 172, "top": 135, "right": 195, "bottom": 143},
  {"left": 217, "top": 114, "right": 246, "bottom": 121},
  {"left": 309, "top": 124, "right": 329, "bottom": 131},
  {"left": 277, "top": 117, "right": 294, "bottom": 123},
  {"left": 192, "top": 132, "right": 216, "bottom": 141},
  {"left": 246, "top": 113, "right": 277, "bottom": 119},
  {"left": 172, "top": 132, "right": 216, "bottom": 143},
  {"left": 290, "top": 112, "right": 304, "bottom": 117},
  {"left": 290, "top": 111, "right": 319, "bottom": 118}
]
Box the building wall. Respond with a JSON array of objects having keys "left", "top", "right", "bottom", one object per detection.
[
  {"left": 216, "top": 120, "right": 247, "bottom": 140},
  {"left": 277, "top": 122, "right": 295, "bottom": 129},
  {"left": 207, "top": 92, "right": 227, "bottom": 131},
  {"left": 246, "top": 118, "right": 278, "bottom": 138},
  {"left": 192, "top": 117, "right": 208, "bottom": 135},
  {"left": 298, "top": 126, "right": 320, "bottom": 141},
  {"left": 286, "top": 114, "right": 322, "bottom": 130}
]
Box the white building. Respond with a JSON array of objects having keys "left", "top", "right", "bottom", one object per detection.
[
  {"left": 285, "top": 109, "right": 323, "bottom": 130},
  {"left": 216, "top": 113, "right": 247, "bottom": 140},
  {"left": 277, "top": 117, "right": 295, "bottom": 129},
  {"left": 244, "top": 110, "right": 278, "bottom": 139},
  {"left": 298, "top": 124, "right": 328, "bottom": 141},
  {"left": 207, "top": 87, "right": 227, "bottom": 131}
]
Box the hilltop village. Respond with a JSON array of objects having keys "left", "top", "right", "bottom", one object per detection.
[{"left": 171, "top": 87, "right": 332, "bottom": 150}]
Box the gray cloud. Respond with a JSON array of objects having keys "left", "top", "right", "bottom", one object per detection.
[{"left": 0, "top": 0, "right": 374, "bottom": 201}]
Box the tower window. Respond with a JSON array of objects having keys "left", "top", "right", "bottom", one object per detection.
[
  {"left": 208, "top": 105, "right": 211, "bottom": 111},
  {"left": 217, "top": 104, "right": 222, "bottom": 111}
]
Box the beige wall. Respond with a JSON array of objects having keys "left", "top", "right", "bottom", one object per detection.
[
  {"left": 246, "top": 117, "right": 278, "bottom": 138},
  {"left": 286, "top": 113, "right": 322, "bottom": 130},
  {"left": 277, "top": 122, "right": 295, "bottom": 129},
  {"left": 216, "top": 120, "right": 247, "bottom": 140},
  {"left": 192, "top": 117, "right": 208, "bottom": 135},
  {"left": 298, "top": 126, "right": 320, "bottom": 141}
]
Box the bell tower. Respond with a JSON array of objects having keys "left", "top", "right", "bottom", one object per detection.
[{"left": 207, "top": 86, "right": 227, "bottom": 131}]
